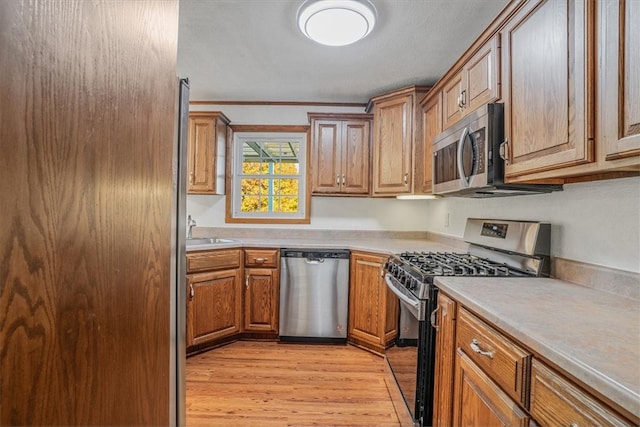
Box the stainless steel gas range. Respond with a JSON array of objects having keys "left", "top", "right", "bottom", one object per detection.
[{"left": 384, "top": 218, "right": 551, "bottom": 427}]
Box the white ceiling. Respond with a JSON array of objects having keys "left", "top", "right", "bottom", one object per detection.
[{"left": 177, "top": 0, "right": 509, "bottom": 103}]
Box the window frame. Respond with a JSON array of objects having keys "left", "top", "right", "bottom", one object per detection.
[{"left": 225, "top": 125, "right": 311, "bottom": 224}]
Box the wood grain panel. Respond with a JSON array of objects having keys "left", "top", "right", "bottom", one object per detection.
[
  {"left": 453, "top": 350, "right": 530, "bottom": 426},
  {"left": 0, "top": 1, "right": 178, "bottom": 425},
  {"left": 501, "top": 0, "right": 594, "bottom": 177},
  {"left": 456, "top": 307, "right": 531, "bottom": 407},
  {"left": 530, "top": 359, "right": 631, "bottom": 426},
  {"left": 342, "top": 120, "right": 371, "bottom": 194},
  {"left": 419, "top": 93, "right": 442, "bottom": 193},
  {"left": 244, "top": 268, "right": 279, "bottom": 333},
  {"left": 313, "top": 120, "right": 341, "bottom": 192},
  {"left": 432, "top": 293, "right": 457, "bottom": 427},
  {"left": 187, "top": 249, "right": 241, "bottom": 273}
]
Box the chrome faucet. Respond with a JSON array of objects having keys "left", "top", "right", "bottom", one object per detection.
[{"left": 187, "top": 215, "right": 197, "bottom": 239}]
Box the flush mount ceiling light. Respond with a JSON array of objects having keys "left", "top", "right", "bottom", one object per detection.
[{"left": 297, "top": 0, "right": 377, "bottom": 47}]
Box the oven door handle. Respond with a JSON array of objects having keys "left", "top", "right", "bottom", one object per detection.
[{"left": 384, "top": 274, "right": 422, "bottom": 320}]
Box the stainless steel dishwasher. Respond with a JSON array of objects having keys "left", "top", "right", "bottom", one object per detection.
[{"left": 279, "top": 248, "right": 350, "bottom": 343}]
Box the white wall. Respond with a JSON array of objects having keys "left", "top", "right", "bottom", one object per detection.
[{"left": 426, "top": 176, "right": 640, "bottom": 273}]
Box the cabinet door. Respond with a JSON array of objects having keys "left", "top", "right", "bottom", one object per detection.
[
  {"left": 452, "top": 349, "right": 530, "bottom": 427},
  {"left": 244, "top": 268, "right": 279, "bottom": 333},
  {"left": 501, "top": 0, "right": 594, "bottom": 178},
  {"left": 348, "top": 252, "right": 394, "bottom": 352},
  {"left": 602, "top": 0, "right": 640, "bottom": 160},
  {"left": 418, "top": 93, "right": 442, "bottom": 193},
  {"left": 186, "top": 269, "right": 242, "bottom": 347},
  {"left": 466, "top": 36, "right": 500, "bottom": 113},
  {"left": 530, "top": 359, "right": 630, "bottom": 426},
  {"left": 341, "top": 120, "right": 370, "bottom": 194},
  {"left": 188, "top": 115, "right": 216, "bottom": 193},
  {"left": 312, "top": 120, "right": 342, "bottom": 193},
  {"left": 372, "top": 95, "right": 413, "bottom": 194},
  {"left": 432, "top": 293, "right": 456, "bottom": 427},
  {"left": 442, "top": 70, "right": 465, "bottom": 130}
]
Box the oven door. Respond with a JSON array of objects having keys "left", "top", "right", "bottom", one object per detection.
[{"left": 384, "top": 274, "right": 423, "bottom": 425}]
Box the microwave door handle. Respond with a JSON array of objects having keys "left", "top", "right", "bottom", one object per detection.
[{"left": 457, "top": 127, "right": 470, "bottom": 187}]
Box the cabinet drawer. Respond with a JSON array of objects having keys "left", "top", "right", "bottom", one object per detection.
[
  {"left": 530, "top": 359, "right": 630, "bottom": 427},
  {"left": 187, "top": 249, "right": 241, "bottom": 273},
  {"left": 456, "top": 307, "right": 531, "bottom": 407},
  {"left": 244, "top": 249, "right": 279, "bottom": 268}
]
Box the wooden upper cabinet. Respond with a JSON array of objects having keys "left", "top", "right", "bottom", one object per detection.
[
  {"left": 187, "top": 111, "right": 230, "bottom": 194},
  {"left": 442, "top": 36, "right": 500, "bottom": 131},
  {"left": 418, "top": 92, "right": 442, "bottom": 193},
  {"left": 501, "top": 0, "right": 595, "bottom": 179},
  {"left": 308, "top": 113, "right": 372, "bottom": 195},
  {"left": 601, "top": 0, "right": 640, "bottom": 160},
  {"left": 368, "top": 86, "right": 430, "bottom": 196}
]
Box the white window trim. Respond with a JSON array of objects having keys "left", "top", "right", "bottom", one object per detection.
[{"left": 230, "top": 131, "right": 308, "bottom": 222}]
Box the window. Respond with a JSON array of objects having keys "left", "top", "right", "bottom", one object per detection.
[{"left": 227, "top": 127, "right": 309, "bottom": 223}]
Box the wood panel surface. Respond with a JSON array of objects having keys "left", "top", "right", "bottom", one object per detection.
[
  {"left": 186, "top": 341, "right": 402, "bottom": 426},
  {"left": 342, "top": 120, "right": 371, "bottom": 194},
  {"left": 0, "top": 1, "right": 178, "bottom": 425},
  {"left": 432, "top": 293, "right": 457, "bottom": 427},
  {"left": 244, "top": 268, "right": 279, "bottom": 333},
  {"left": 419, "top": 93, "right": 442, "bottom": 193}
]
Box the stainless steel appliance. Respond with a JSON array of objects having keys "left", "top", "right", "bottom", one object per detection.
[
  {"left": 172, "top": 77, "right": 189, "bottom": 426},
  {"left": 384, "top": 219, "right": 551, "bottom": 427},
  {"left": 279, "top": 249, "right": 350, "bottom": 342},
  {"left": 433, "top": 103, "right": 563, "bottom": 197}
]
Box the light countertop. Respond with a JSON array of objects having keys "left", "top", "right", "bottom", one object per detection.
[{"left": 434, "top": 276, "right": 640, "bottom": 421}]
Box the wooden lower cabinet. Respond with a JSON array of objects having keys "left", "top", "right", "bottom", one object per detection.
[
  {"left": 436, "top": 291, "right": 637, "bottom": 426},
  {"left": 243, "top": 267, "right": 279, "bottom": 333},
  {"left": 348, "top": 251, "right": 397, "bottom": 353},
  {"left": 453, "top": 349, "right": 530, "bottom": 426},
  {"left": 186, "top": 268, "right": 242, "bottom": 348},
  {"left": 432, "top": 292, "right": 457, "bottom": 427},
  {"left": 530, "top": 359, "right": 630, "bottom": 426}
]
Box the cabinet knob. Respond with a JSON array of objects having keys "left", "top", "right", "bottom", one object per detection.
[
  {"left": 245, "top": 276, "right": 250, "bottom": 289},
  {"left": 403, "top": 173, "right": 408, "bottom": 185},
  {"left": 253, "top": 257, "right": 267, "bottom": 264},
  {"left": 342, "top": 174, "right": 345, "bottom": 185},
  {"left": 336, "top": 174, "right": 340, "bottom": 186},
  {"left": 189, "top": 283, "right": 194, "bottom": 300}
]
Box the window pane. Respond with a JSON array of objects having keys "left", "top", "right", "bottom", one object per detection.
[
  {"left": 241, "top": 195, "right": 259, "bottom": 212},
  {"left": 279, "top": 178, "right": 299, "bottom": 196},
  {"left": 275, "top": 196, "right": 298, "bottom": 213}
]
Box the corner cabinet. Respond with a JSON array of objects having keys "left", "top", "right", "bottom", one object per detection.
[
  {"left": 243, "top": 249, "right": 279, "bottom": 336},
  {"left": 186, "top": 249, "right": 242, "bottom": 351},
  {"left": 308, "top": 113, "right": 372, "bottom": 195},
  {"left": 367, "top": 86, "right": 431, "bottom": 196},
  {"left": 187, "top": 111, "right": 230, "bottom": 194},
  {"left": 348, "top": 251, "right": 397, "bottom": 354}
]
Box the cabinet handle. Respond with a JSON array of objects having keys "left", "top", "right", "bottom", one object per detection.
[
  {"left": 253, "top": 257, "right": 267, "bottom": 264},
  {"left": 189, "top": 172, "right": 194, "bottom": 184},
  {"left": 336, "top": 174, "right": 340, "bottom": 186},
  {"left": 189, "top": 283, "right": 194, "bottom": 300},
  {"left": 457, "top": 93, "right": 462, "bottom": 109},
  {"left": 470, "top": 338, "right": 494, "bottom": 359},
  {"left": 499, "top": 139, "right": 509, "bottom": 165},
  {"left": 460, "top": 89, "right": 466, "bottom": 107},
  {"left": 403, "top": 173, "right": 408, "bottom": 185},
  {"left": 245, "top": 275, "right": 250, "bottom": 289},
  {"left": 430, "top": 305, "right": 440, "bottom": 332},
  {"left": 342, "top": 174, "right": 345, "bottom": 185}
]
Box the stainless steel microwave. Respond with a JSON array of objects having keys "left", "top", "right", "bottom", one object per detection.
[{"left": 432, "top": 103, "right": 562, "bottom": 197}]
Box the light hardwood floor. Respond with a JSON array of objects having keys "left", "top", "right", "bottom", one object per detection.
[{"left": 186, "top": 341, "right": 403, "bottom": 426}]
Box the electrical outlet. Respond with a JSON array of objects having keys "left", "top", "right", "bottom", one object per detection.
[{"left": 444, "top": 212, "right": 450, "bottom": 228}]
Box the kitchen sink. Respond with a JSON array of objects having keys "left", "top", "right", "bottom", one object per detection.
[{"left": 186, "top": 237, "right": 238, "bottom": 246}]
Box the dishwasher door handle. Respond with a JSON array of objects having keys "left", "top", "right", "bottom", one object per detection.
[{"left": 305, "top": 257, "right": 325, "bottom": 264}]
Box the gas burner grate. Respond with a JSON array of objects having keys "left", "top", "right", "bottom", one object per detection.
[{"left": 397, "top": 251, "right": 523, "bottom": 277}]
